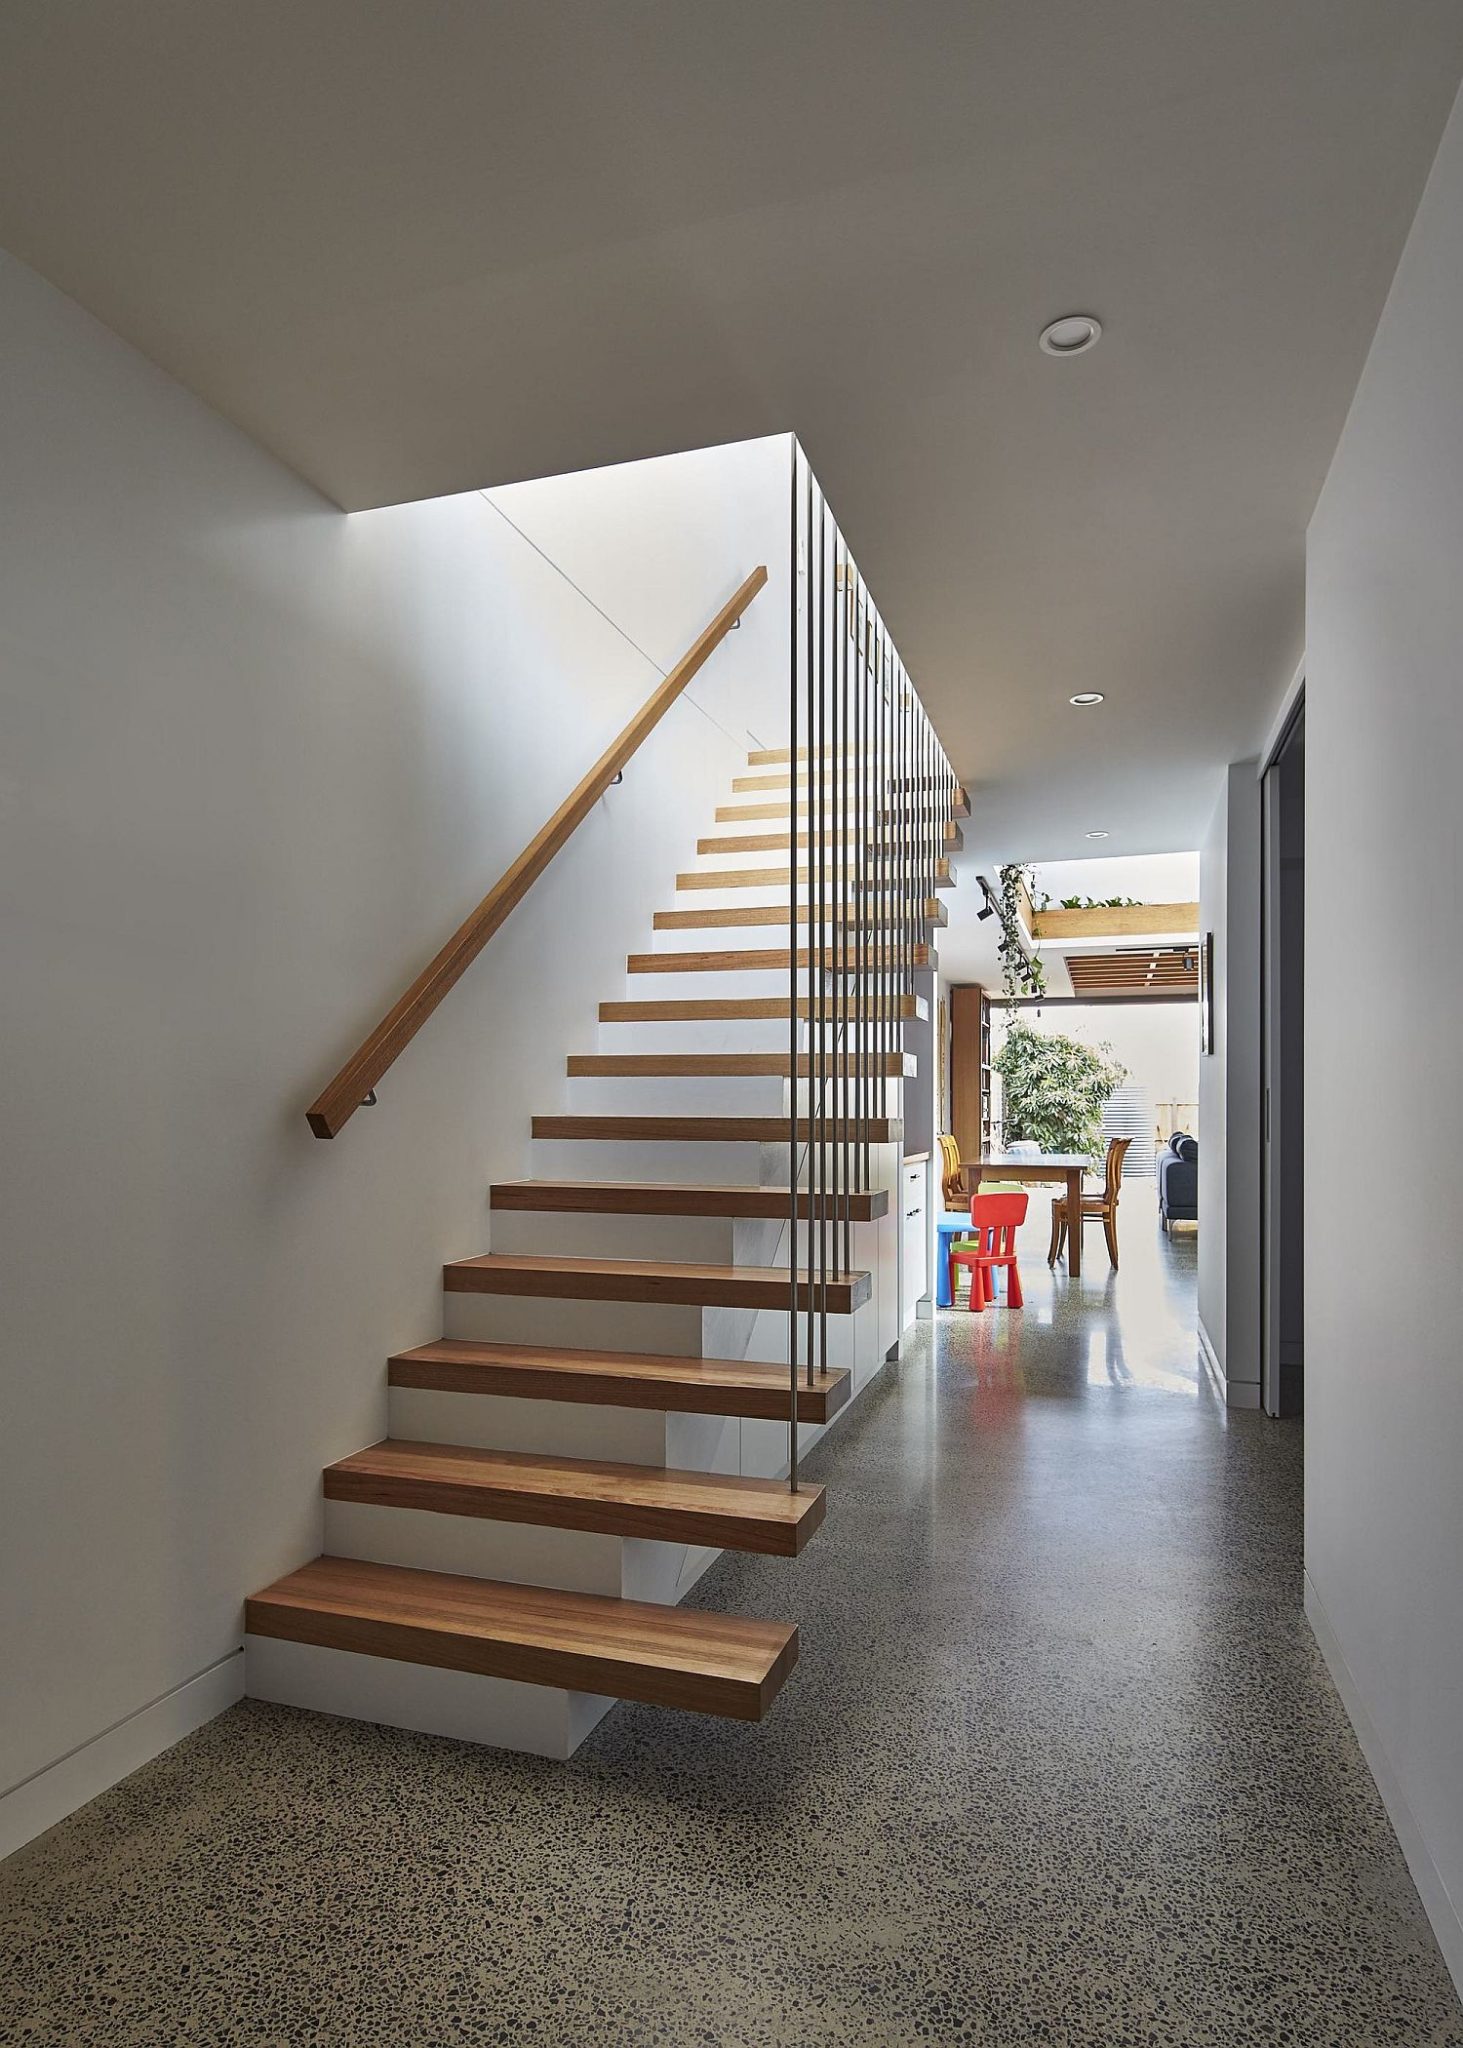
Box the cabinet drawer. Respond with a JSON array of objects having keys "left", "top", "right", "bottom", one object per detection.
[{"left": 901, "top": 1158, "right": 930, "bottom": 1323}]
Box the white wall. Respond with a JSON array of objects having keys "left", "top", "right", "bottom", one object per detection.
[
  {"left": 1196, "top": 763, "right": 1261, "bottom": 1402},
  {"left": 1032, "top": 851, "right": 1199, "bottom": 907},
  {"left": 1305, "top": 82, "right": 1463, "bottom": 1990},
  {"left": 0, "top": 246, "right": 792, "bottom": 1843}
]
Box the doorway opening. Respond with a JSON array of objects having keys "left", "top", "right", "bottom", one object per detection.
[{"left": 1262, "top": 696, "right": 1306, "bottom": 1417}]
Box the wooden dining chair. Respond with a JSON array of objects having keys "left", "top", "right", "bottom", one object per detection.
[
  {"left": 938, "top": 1133, "right": 965, "bottom": 1208},
  {"left": 1048, "top": 1137, "right": 1132, "bottom": 1270}
]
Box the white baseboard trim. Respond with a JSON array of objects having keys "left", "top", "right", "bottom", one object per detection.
[
  {"left": 1196, "top": 1316, "right": 1264, "bottom": 1408},
  {"left": 0, "top": 1650, "right": 244, "bottom": 1864},
  {"left": 1304, "top": 1572, "right": 1463, "bottom": 1997},
  {"left": 1196, "top": 1316, "right": 1225, "bottom": 1399}
]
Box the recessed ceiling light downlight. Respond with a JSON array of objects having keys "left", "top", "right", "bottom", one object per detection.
[
  {"left": 1085, "top": 830, "right": 1109, "bottom": 839},
  {"left": 1069, "top": 691, "right": 1105, "bottom": 707},
  {"left": 1039, "top": 313, "right": 1102, "bottom": 357}
]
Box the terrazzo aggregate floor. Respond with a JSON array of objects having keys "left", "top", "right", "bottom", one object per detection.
[{"left": 2, "top": 1214, "right": 1460, "bottom": 2047}]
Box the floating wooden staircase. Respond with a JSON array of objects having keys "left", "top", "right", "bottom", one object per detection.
[{"left": 251, "top": 723, "right": 960, "bottom": 1754}]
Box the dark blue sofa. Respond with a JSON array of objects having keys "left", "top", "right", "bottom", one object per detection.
[{"left": 1158, "top": 1133, "right": 1198, "bottom": 1231}]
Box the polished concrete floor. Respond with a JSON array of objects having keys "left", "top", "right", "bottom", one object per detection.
[{"left": 3, "top": 1207, "right": 1460, "bottom": 2046}]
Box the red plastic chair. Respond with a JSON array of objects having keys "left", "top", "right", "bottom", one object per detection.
[{"left": 948, "top": 1191, "right": 1028, "bottom": 1312}]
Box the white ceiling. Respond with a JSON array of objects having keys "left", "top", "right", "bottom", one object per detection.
[{"left": 2, "top": 2, "right": 1460, "bottom": 863}]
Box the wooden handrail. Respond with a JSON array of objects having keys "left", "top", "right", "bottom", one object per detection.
[{"left": 306, "top": 566, "right": 768, "bottom": 1138}]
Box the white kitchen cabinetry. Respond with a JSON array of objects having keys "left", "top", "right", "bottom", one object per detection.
[{"left": 901, "top": 1155, "right": 929, "bottom": 1329}]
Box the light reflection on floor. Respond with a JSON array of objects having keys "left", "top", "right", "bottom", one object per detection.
[{"left": 935, "top": 1186, "right": 1203, "bottom": 1399}]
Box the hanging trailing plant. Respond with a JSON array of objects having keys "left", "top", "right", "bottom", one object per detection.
[
  {"left": 994, "top": 1020, "right": 1126, "bottom": 1160},
  {"left": 995, "top": 863, "right": 1046, "bottom": 999}
]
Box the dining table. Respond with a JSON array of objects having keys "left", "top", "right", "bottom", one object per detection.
[{"left": 967, "top": 1152, "right": 1094, "bottom": 1275}]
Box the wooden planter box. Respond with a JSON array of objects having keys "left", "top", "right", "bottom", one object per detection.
[{"left": 1027, "top": 900, "right": 1199, "bottom": 942}]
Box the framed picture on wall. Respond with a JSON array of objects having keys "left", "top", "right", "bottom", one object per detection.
[{"left": 1200, "top": 932, "right": 1214, "bottom": 1054}]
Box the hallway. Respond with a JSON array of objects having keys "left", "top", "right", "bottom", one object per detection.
[{"left": 3, "top": 1227, "right": 1458, "bottom": 2047}]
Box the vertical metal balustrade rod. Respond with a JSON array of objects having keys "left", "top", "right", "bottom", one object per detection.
[
  {"left": 787, "top": 440, "right": 800, "bottom": 1491},
  {"left": 838, "top": 539, "right": 852, "bottom": 1275},
  {"left": 901, "top": 663, "right": 909, "bottom": 1015},
  {"left": 876, "top": 614, "right": 889, "bottom": 1146},
  {"left": 781, "top": 458, "right": 960, "bottom": 1420},
  {"left": 872, "top": 615, "right": 883, "bottom": 1144},
  {"left": 909, "top": 692, "right": 922, "bottom": 954},
  {"left": 833, "top": 533, "right": 843, "bottom": 1277},
  {"left": 856, "top": 573, "right": 864, "bottom": 1187},
  {"left": 815, "top": 483, "right": 828, "bottom": 1388},
  {"left": 927, "top": 701, "right": 933, "bottom": 939},
  {"left": 876, "top": 624, "right": 885, "bottom": 1141},
  {"left": 804, "top": 460, "right": 816, "bottom": 1393},
  {"left": 930, "top": 707, "right": 938, "bottom": 969},
  {"left": 889, "top": 655, "right": 901, "bottom": 1146}
]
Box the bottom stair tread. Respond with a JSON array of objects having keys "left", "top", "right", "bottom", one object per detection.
[{"left": 246, "top": 1556, "right": 797, "bottom": 1720}]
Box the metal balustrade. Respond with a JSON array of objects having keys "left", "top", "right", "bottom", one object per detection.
[{"left": 786, "top": 442, "right": 959, "bottom": 1488}]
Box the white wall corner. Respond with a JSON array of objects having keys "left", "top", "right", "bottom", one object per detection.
[
  {"left": 1304, "top": 1574, "right": 1463, "bottom": 1999},
  {"left": 0, "top": 1653, "right": 244, "bottom": 1865}
]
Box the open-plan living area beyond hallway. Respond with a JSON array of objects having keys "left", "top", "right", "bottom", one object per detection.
[{"left": 4, "top": 6, "right": 1463, "bottom": 2042}]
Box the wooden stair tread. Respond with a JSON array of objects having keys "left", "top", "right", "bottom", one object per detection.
[
  {"left": 444, "top": 1253, "right": 871, "bottom": 1314},
  {"left": 698, "top": 826, "right": 963, "bottom": 854},
  {"left": 599, "top": 995, "right": 925, "bottom": 1022},
  {"left": 715, "top": 797, "right": 966, "bottom": 823},
  {"left": 489, "top": 1178, "right": 888, "bottom": 1220},
  {"left": 677, "top": 864, "right": 852, "bottom": 889},
  {"left": 325, "top": 1439, "right": 826, "bottom": 1556},
  {"left": 389, "top": 1337, "right": 850, "bottom": 1421},
  {"left": 628, "top": 946, "right": 932, "bottom": 973},
  {"left": 246, "top": 1556, "right": 798, "bottom": 1720},
  {"left": 651, "top": 900, "right": 947, "bottom": 931},
  {"left": 566, "top": 1051, "right": 913, "bottom": 1078},
  {"left": 532, "top": 1113, "right": 902, "bottom": 1142},
  {"left": 746, "top": 746, "right": 857, "bottom": 765},
  {"left": 676, "top": 860, "right": 951, "bottom": 891},
  {"left": 715, "top": 803, "right": 876, "bottom": 822},
  {"left": 731, "top": 772, "right": 854, "bottom": 790}
]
